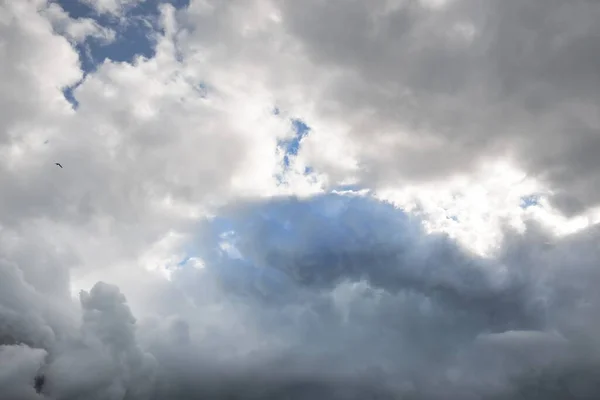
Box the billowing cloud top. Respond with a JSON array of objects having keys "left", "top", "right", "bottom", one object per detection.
[{"left": 2, "top": 0, "right": 600, "bottom": 399}]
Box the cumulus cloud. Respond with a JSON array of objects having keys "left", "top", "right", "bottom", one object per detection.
[
  {"left": 3, "top": 0, "right": 600, "bottom": 399},
  {"left": 37, "top": 282, "right": 157, "bottom": 400},
  {"left": 170, "top": 0, "right": 600, "bottom": 215}
]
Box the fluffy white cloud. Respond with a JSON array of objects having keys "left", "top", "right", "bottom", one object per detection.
[
  {"left": 172, "top": 0, "right": 600, "bottom": 216},
  {"left": 3, "top": 0, "right": 600, "bottom": 399},
  {"left": 42, "top": 3, "right": 116, "bottom": 44}
]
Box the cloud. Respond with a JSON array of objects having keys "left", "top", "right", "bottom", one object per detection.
[
  {"left": 171, "top": 0, "right": 600, "bottom": 215},
  {"left": 4, "top": 188, "right": 600, "bottom": 398},
  {"left": 43, "top": 3, "right": 117, "bottom": 44},
  {"left": 0, "top": 0, "right": 291, "bottom": 285},
  {"left": 38, "top": 282, "right": 157, "bottom": 400},
  {"left": 0, "top": 0, "right": 81, "bottom": 148},
  {"left": 0, "top": 344, "right": 47, "bottom": 400},
  {"left": 132, "top": 194, "right": 600, "bottom": 399},
  {"left": 3, "top": 0, "right": 600, "bottom": 399}
]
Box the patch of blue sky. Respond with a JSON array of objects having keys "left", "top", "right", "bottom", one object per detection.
[
  {"left": 272, "top": 117, "right": 371, "bottom": 196},
  {"left": 53, "top": 0, "right": 190, "bottom": 107},
  {"left": 279, "top": 118, "right": 310, "bottom": 168},
  {"left": 62, "top": 85, "right": 82, "bottom": 109},
  {"left": 272, "top": 117, "right": 314, "bottom": 186},
  {"left": 176, "top": 255, "right": 191, "bottom": 267},
  {"left": 520, "top": 194, "right": 540, "bottom": 209},
  {"left": 287, "top": 119, "right": 310, "bottom": 155}
]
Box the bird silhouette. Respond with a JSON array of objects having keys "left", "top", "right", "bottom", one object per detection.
[{"left": 55, "top": 163, "right": 63, "bottom": 168}]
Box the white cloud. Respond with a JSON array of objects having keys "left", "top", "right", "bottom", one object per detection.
[
  {"left": 171, "top": 0, "right": 600, "bottom": 217},
  {"left": 0, "top": 1, "right": 81, "bottom": 151},
  {"left": 42, "top": 3, "right": 116, "bottom": 44}
]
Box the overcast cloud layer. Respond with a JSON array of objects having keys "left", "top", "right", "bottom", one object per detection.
[{"left": 3, "top": 0, "right": 600, "bottom": 399}]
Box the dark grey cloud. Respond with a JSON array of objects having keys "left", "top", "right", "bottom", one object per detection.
[
  {"left": 136, "top": 195, "right": 600, "bottom": 399},
  {"left": 23, "top": 282, "right": 157, "bottom": 400},
  {"left": 0, "top": 344, "right": 47, "bottom": 400},
  {"left": 3, "top": 194, "right": 600, "bottom": 399}
]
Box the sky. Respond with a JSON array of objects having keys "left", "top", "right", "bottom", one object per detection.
[{"left": 3, "top": 0, "right": 600, "bottom": 399}]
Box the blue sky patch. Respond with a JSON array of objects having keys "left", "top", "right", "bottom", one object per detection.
[
  {"left": 62, "top": 83, "right": 83, "bottom": 109},
  {"left": 53, "top": 0, "right": 190, "bottom": 108},
  {"left": 520, "top": 194, "right": 540, "bottom": 209},
  {"left": 278, "top": 118, "right": 311, "bottom": 168},
  {"left": 177, "top": 255, "right": 191, "bottom": 267},
  {"left": 53, "top": 0, "right": 189, "bottom": 73},
  {"left": 273, "top": 117, "right": 314, "bottom": 186}
]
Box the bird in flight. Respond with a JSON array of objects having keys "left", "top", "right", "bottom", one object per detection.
[{"left": 55, "top": 163, "right": 63, "bottom": 168}]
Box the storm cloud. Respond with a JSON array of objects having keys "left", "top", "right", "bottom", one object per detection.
[{"left": 3, "top": 194, "right": 600, "bottom": 398}]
